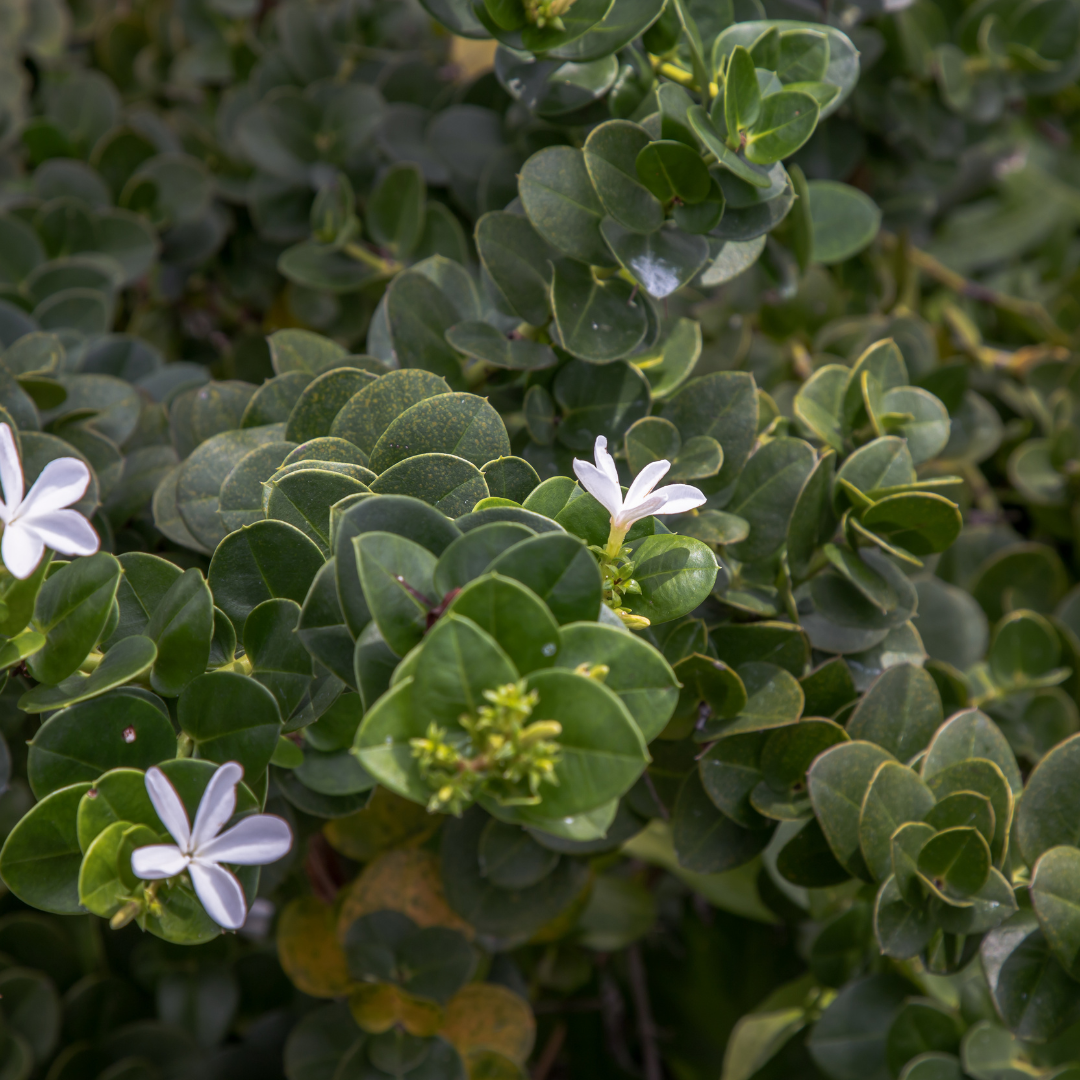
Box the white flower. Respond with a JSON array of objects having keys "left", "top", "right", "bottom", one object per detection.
[
  {"left": 131, "top": 761, "right": 293, "bottom": 931},
  {"left": 572, "top": 435, "right": 707, "bottom": 531},
  {"left": 0, "top": 422, "right": 99, "bottom": 579}
]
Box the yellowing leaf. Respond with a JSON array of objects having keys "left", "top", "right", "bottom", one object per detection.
[
  {"left": 277, "top": 896, "right": 353, "bottom": 998},
  {"left": 336, "top": 849, "right": 473, "bottom": 940},
  {"left": 441, "top": 983, "right": 536, "bottom": 1067},
  {"left": 349, "top": 983, "right": 444, "bottom": 1036},
  {"left": 323, "top": 787, "right": 439, "bottom": 861}
]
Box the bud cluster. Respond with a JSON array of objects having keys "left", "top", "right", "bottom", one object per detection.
[{"left": 410, "top": 680, "right": 563, "bottom": 815}]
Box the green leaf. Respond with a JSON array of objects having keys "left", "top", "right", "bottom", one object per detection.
[
  {"left": 794, "top": 365, "right": 849, "bottom": 451},
  {"left": 723, "top": 662, "right": 804, "bottom": 736},
  {"left": 727, "top": 437, "right": 816, "bottom": 563},
  {"left": 370, "top": 453, "right": 488, "bottom": 517},
  {"left": 245, "top": 598, "right": 314, "bottom": 718},
  {"left": 0, "top": 782, "right": 93, "bottom": 914},
  {"left": 807, "top": 180, "right": 882, "bottom": 264},
  {"left": 444, "top": 322, "right": 557, "bottom": 372},
  {"left": 355, "top": 531, "right": 439, "bottom": 656},
  {"left": 26, "top": 689, "right": 173, "bottom": 799},
  {"left": 724, "top": 46, "right": 762, "bottom": 136},
  {"left": 874, "top": 875, "right": 936, "bottom": 960},
  {"left": 488, "top": 533, "right": 603, "bottom": 625},
  {"left": 434, "top": 524, "right": 536, "bottom": 597},
  {"left": 481, "top": 458, "right": 540, "bottom": 504},
  {"left": 475, "top": 211, "right": 552, "bottom": 326},
  {"left": 297, "top": 560, "right": 356, "bottom": 689},
  {"left": 178, "top": 670, "right": 282, "bottom": 778},
  {"left": 285, "top": 368, "right": 377, "bottom": 445},
  {"left": 635, "top": 140, "right": 712, "bottom": 204},
  {"left": 847, "top": 665, "right": 943, "bottom": 760},
  {"left": 699, "top": 733, "right": 767, "bottom": 829},
  {"left": 18, "top": 636, "right": 158, "bottom": 714},
  {"left": 808, "top": 740, "right": 897, "bottom": 880},
  {"left": 440, "top": 808, "right": 589, "bottom": 938},
  {"left": 208, "top": 519, "right": 326, "bottom": 635},
  {"left": 917, "top": 826, "right": 990, "bottom": 900},
  {"left": 583, "top": 120, "right": 663, "bottom": 234},
  {"left": 551, "top": 258, "right": 649, "bottom": 361},
  {"left": 556, "top": 621, "right": 679, "bottom": 741},
  {"left": 807, "top": 974, "right": 911, "bottom": 1080},
  {"left": 176, "top": 426, "right": 288, "bottom": 551},
  {"left": 447, "top": 573, "right": 561, "bottom": 677},
  {"left": 744, "top": 90, "right": 819, "bottom": 165},
  {"left": 858, "top": 762, "right": 936, "bottom": 883},
  {"left": 552, "top": 359, "right": 651, "bottom": 451},
  {"left": 687, "top": 105, "right": 774, "bottom": 189},
  {"left": 145, "top": 568, "right": 213, "bottom": 698},
  {"left": 330, "top": 369, "right": 451, "bottom": 457},
  {"left": 778, "top": 29, "right": 830, "bottom": 83},
  {"left": 268, "top": 329, "right": 350, "bottom": 377},
  {"left": 1031, "top": 845, "right": 1080, "bottom": 980},
  {"left": 518, "top": 146, "right": 615, "bottom": 267},
  {"left": 860, "top": 494, "right": 963, "bottom": 557},
  {"left": 29, "top": 552, "right": 122, "bottom": 684},
  {"left": 672, "top": 769, "right": 772, "bottom": 874},
  {"left": 600, "top": 220, "right": 710, "bottom": 300},
  {"left": 369, "top": 392, "right": 510, "bottom": 473},
  {"left": 267, "top": 468, "right": 371, "bottom": 553},
  {"left": 367, "top": 163, "right": 426, "bottom": 257},
  {"left": 921, "top": 709, "right": 1023, "bottom": 795},
  {"left": 834, "top": 438, "right": 916, "bottom": 513},
  {"left": 925, "top": 792, "right": 995, "bottom": 845},
  {"left": 411, "top": 613, "right": 518, "bottom": 730},
  {"left": 980, "top": 915, "right": 1080, "bottom": 1042},
  {"left": 1016, "top": 734, "right": 1080, "bottom": 865},
  {"left": 621, "top": 533, "right": 718, "bottom": 625},
  {"left": 988, "top": 610, "right": 1065, "bottom": 690}
]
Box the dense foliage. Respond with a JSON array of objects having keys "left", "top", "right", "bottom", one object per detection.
[{"left": 0, "top": 0, "right": 1078, "bottom": 1078}]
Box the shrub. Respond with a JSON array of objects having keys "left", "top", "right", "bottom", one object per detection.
[{"left": 0, "top": 0, "right": 1078, "bottom": 1078}]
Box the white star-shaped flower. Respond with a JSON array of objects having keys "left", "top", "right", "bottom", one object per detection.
[
  {"left": 572, "top": 435, "right": 707, "bottom": 531},
  {"left": 0, "top": 422, "right": 99, "bottom": 579},
  {"left": 131, "top": 761, "right": 293, "bottom": 931}
]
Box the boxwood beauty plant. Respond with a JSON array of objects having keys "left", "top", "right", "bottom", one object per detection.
[{"left": 0, "top": 0, "right": 1077, "bottom": 1078}]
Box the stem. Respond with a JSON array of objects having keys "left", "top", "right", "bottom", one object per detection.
[
  {"left": 881, "top": 232, "right": 1071, "bottom": 347},
  {"left": 342, "top": 241, "right": 403, "bottom": 277},
  {"left": 531, "top": 1022, "right": 567, "bottom": 1080},
  {"left": 627, "top": 945, "right": 663, "bottom": 1080}
]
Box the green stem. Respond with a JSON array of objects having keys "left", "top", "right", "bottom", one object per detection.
[{"left": 342, "top": 242, "right": 403, "bottom": 277}]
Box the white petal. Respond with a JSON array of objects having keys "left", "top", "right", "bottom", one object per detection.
[
  {"left": 0, "top": 423, "right": 22, "bottom": 513},
  {"left": 614, "top": 493, "right": 666, "bottom": 528},
  {"left": 624, "top": 460, "right": 671, "bottom": 510},
  {"left": 572, "top": 459, "right": 623, "bottom": 519},
  {"left": 18, "top": 457, "right": 90, "bottom": 517},
  {"left": 593, "top": 436, "right": 620, "bottom": 487},
  {"left": 190, "top": 761, "right": 243, "bottom": 850},
  {"left": 145, "top": 767, "right": 192, "bottom": 850},
  {"left": 131, "top": 844, "right": 189, "bottom": 880},
  {"left": 189, "top": 860, "right": 247, "bottom": 930},
  {"left": 20, "top": 509, "right": 99, "bottom": 557},
  {"left": 1, "top": 522, "right": 45, "bottom": 580},
  {"left": 199, "top": 814, "right": 293, "bottom": 865},
  {"left": 655, "top": 484, "right": 708, "bottom": 516}
]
